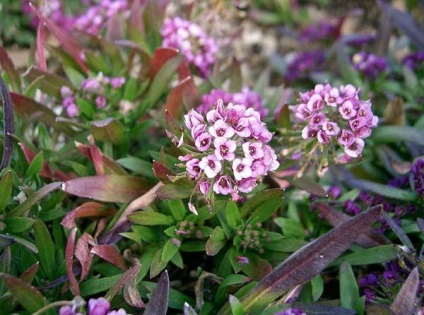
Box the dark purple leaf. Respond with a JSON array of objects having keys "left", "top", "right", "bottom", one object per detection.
[
  {"left": 382, "top": 212, "right": 414, "bottom": 249},
  {"left": 61, "top": 202, "right": 115, "bottom": 229},
  {"left": 153, "top": 160, "right": 175, "bottom": 183},
  {"left": 390, "top": 267, "right": 420, "bottom": 315},
  {"left": 0, "top": 74, "right": 14, "bottom": 171},
  {"left": 144, "top": 270, "right": 169, "bottom": 315},
  {"left": 292, "top": 177, "right": 326, "bottom": 196},
  {"left": 219, "top": 205, "right": 383, "bottom": 314},
  {"left": 75, "top": 233, "right": 95, "bottom": 281},
  {"left": 91, "top": 244, "right": 127, "bottom": 270}
]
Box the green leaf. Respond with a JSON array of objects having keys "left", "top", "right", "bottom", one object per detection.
[
  {"left": 84, "top": 51, "right": 110, "bottom": 74},
  {"left": 0, "top": 171, "right": 13, "bottom": 211},
  {"left": 150, "top": 248, "right": 168, "bottom": 278},
  {"left": 123, "top": 77, "right": 139, "bottom": 101},
  {"left": 117, "top": 156, "right": 154, "bottom": 178},
  {"left": 155, "top": 182, "right": 193, "bottom": 200},
  {"left": 161, "top": 238, "right": 180, "bottom": 264},
  {"left": 0, "top": 273, "right": 49, "bottom": 313},
  {"left": 340, "top": 261, "right": 360, "bottom": 311},
  {"left": 249, "top": 194, "right": 284, "bottom": 223},
  {"left": 132, "top": 226, "right": 159, "bottom": 243},
  {"left": 4, "top": 217, "right": 35, "bottom": 234},
  {"left": 91, "top": 118, "right": 124, "bottom": 144},
  {"left": 345, "top": 178, "right": 416, "bottom": 201},
  {"left": 80, "top": 275, "right": 121, "bottom": 296},
  {"left": 25, "top": 151, "right": 43, "bottom": 178},
  {"left": 0, "top": 234, "right": 38, "bottom": 253},
  {"left": 225, "top": 201, "right": 241, "bottom": 229},
  {"left": 311, "top": 275, "right": 324, "bottom": 302},
  {"left": 262, "top": 238, "right": 308, "bottom": 252},
  {"left": 274, "top": 218, "right": 305, "bottom": 239},
  {"left": 34, "top": 219, "right": 56, "bottom": 280},
  {"left": 23, "top": 67, "right": 72, "bottom": 98},
  {"left": 240, "top": 189, "right": 284, "bottom": 218},
  {"left": 8, "top": 182, "right": 62, "bottom": 217},
  {"left": 205, "top": 226, "right": 227, "bottom": 256},
  {"left": 129, "top": 211, "right": 175, "bottom": 226},
  {"left": 229, "top": 295, "right": 244, "bottom": 315},
  {"left": 331, "top": 245, "right": 398, "bottom": 266},
  {"left": 180, "top": 241, "right": 206, "bottom": 252},
  {"left": 372, "top": 126, "right": 424, "bottom": 146},
  {"left": 167, "top": 199, "right": 187, "bottom": 221}
]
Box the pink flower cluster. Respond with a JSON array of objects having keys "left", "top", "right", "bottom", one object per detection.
[
  {"left": 196, "top": 87, "right": 268, "bottom": 119},
  {"left": 72, "top": 0, "right": 129, "bottom": 35},
  {"left": 60, "top": 297, "right": 127, "bottom": 315},
  {"left": 180, "top": 100, "right": 279, "bottom": 203},
  {"left": 60, "top": 75, "right": 125, "bottom": 117},
  {"left": 161, "top": 17, "right": 218, "bottom": 77},
  {"left": 290, "top": 83, "right": 378, "bottom": 158}
]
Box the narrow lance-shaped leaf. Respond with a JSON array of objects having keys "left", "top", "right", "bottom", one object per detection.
[
  {"left": 91, "top": 118, "right": 124, "bottom": 144},
  {"left": 91, "top": 244, "right": 127, "bottom": 270},
  {"left": 0, "top": 171, "right": 13, "bottom": 211},
  {"left": 0, "top": 47, "right": 21, "bottom": 92},
  {"left": 144, "top": 270, "right": 169, "bottom": 315},
  {"left": 219, "top": 205, "right": 383, "bottom": 314},
  {"left": 23, "top": 67, "right": 72, "bottom": 98},
  {"left": 105, "top": 261, "right": 141, "bottom": 301},
  {"left": 339, "top": 261, "right": 360, "bottom": 311},
  {"left": 390, "top": 267, "right": 420, "bottom": 315},
  {"left": 66, "top": 228, "right": 80, "bottom": 296},
  {"left": 0, "top": 74, "right": 14, "bottom": 171},
  {"left": 34, "top": 219, "right": 56, "bottom": 280}
]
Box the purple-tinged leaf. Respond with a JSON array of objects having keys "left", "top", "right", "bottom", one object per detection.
[
  {"left": 62, "top": 175, "right": 152, "bottom": 203},
  {"left": 390, "top": 267, "right": 420, "bottom": 315},
  {"left": 66, "top": 228, "right": 80, "bottom": 296},
  {"left": 123, "top": 262, "right": 145, "bottom": 308},
  {"left": 149, "top": 47, "right": 179, "bottom": 79},
  {"left": 19, "top": 262, "right": 40, "bottom": 283},
  {"left": 164, "top": 76, "right": 196, "bottom": 120},
  {"left": 10, "top": 93, "right": 76, "bottom": 135},
  {"left": 7, "top": 182, "right": 62, "bottom": 217},
  {"left": 105, "top": 261, "right": 142, "bottom": 302},
  {"left": 91, "top": 244, "right": 127, "bottom": 270},
  {"left": 417, "top": 218, "right": 424, "bottom": 233},
  {"left": 0, "top": 234, "right": 38, "bottom": 253},
  {"left": 205, "top": 227, "right": 227, "bottom": 256},
  {"left": 240, "top": 252, "right": 273, "bottom": 281},
  {"left": 0, "top": 75, "right": 14, "bottom": 171},
  {"left": 88, "top": 135, "right": 105, "bottom": 176},
  {"left": 219, "top": 205, "right": 383, "bottom": 314},
  {"left": 23, "top": 67, "right": 72, "bottom": 98},
  {"left": 0, "top": 46, "right": 21, "bottom": 91},
  {"left": 292, "top": 302, "right": 356, "bottom": 315},
  {"left": 91, "top": 118, "right": 124, "bottom": 144},
  {"left": 315, "top": 202, "right": 389, "bottom": 247},
  {"left": 75, "top": 233, "right": 95, "bottom": 281},
  {"left": 62, "top": 202, "right": 115, "bottom": 229},
  {"left": 30, "top": 3, "right": 88, "bottom": 73},
  {"left": 382, "top": 212, "right": 414, "bottom": 249},
  {"left": 0, "top": 273, "right": 48, "bottom": 313},
  {"left": 292, "top": 177, "right": 326, "bottom": 196},
  {"left": 144, "top": 270, "right": 169, "bottom": 315}
]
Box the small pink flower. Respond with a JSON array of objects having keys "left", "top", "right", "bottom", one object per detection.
[
  {"left": 309, "top": 113, "right": 325, "bottom": 128},
  {"left": 349, "top": 117, "right": 367, "bottom": 131},
  {"left": 95, "top": 96, "right": 107, "bottom": 109},
  {"left": 233, "top": 117, "right": 251, "bottom": 137},
  {"left": 243, "top": 142, "right": 264, "bottom": 159},
  {"left": 66, "top": 103, "right": 79, "bottom": 118},
  {"left": 214, "top": 137, "right": 237, "bottom": 161},
  {"left": 209, "top": 119, "right": 235, "bottom": 138},
  {"left": 213, "top": 175, "right": 233, "bottom": 195},
  {"left": 110, "top": 77, "right": 125, "bottom": 89},
  {"left": 317, "top": 130, "right": 330, "bottom": 144},
  {"left": 355, "top": 126, "right": 372, "bottom": 138},
  {"left": 324, "top": 87, "right": 342, "bottom": 106},
  {"left": 233, "top": 158, "right": 253, "bottom": 181},
  {"left": 195, "top": 133, "right": 212, "bottom": 152},
  {"left": 251, "top": 160, "right": 266, "bottom": 177},
  {"left": 60, "top": 86, "right": 72, "bottom": 97},
  {"left": 322, "top": 121, "right": 340, "bottom": 136},
  {"left": 338, "top": 129, "right": 355, "bottom": 147},
  {"left": 188, "top": 202, "right": 198, "bottom": 215},
  {"left": 301, "top": 126, "right": 318, "bottom": 139},
  {"left": 88, "top": 297, "right": 110, "bottom": 315},
  {"left": 186, "top": 158, "right": 201, "bottom": 180},
  {"left": 199, "top": 179, "right": 211, "bottom": 194},
  {"left": 306, "top": 94, "right": 323, "bottom": 112},
  {"left": 237, "top": 177, "right": 257, "bottom": 193},
  {"left": 199, "top": 154, "right": 222, "bottom": 178},
  {"left": 184, "top": 109, "right": 204, "bottom": 129},
  {"left": 339, "top": 100, "right": 357, "bottom": 119},
  {"left": 344, "top": 138, "right": 365, "bottom": 157}
]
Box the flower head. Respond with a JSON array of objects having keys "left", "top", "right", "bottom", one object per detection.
[
  {"left": 352, "top": 52, "right": 387, "bottom": 78},
  {"left": 178, "top": 100, "right": 279, "bottom": 203}
]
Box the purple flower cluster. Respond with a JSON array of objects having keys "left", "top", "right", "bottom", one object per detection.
[
  {"left": 196, "top": 87, "right": 268, "bottom": 119},
  {"left": 285, "top": 50, "right": 325, "bottom": 81},
  {"left": 299, "top": 22, "right": 337, "bottom": 43},
  {"left": 72, "top": 0, "right": 129, "bottom": 35},
  {"left": 161, "top": 17, "right": 218, "bottom": 77},
  {"left": 60, "top": 297, "right": 127, "bottom": 315},
  {"left": 290, "top": 83, "right": 378, "bottom": 158},
  {"left": 60, "top": 75, "right": 125, "bottom": 117},
  {"left": 22, "top": 0, "right": 73, "bottom": 29},
  {"left": 180, "top": 100, "right": 279, "bottom": 204},
  {"left": 412, "top": 158, "right": 424, "bottom": 198},
  {"left": 275, "top": 307, "right": 306, "bottom": 315},
  {"left": 402, "top": 51, "right": 424, "bottom": 70},
  {"left": 352, "top": 52, "right": 388, "bottom": 79}
]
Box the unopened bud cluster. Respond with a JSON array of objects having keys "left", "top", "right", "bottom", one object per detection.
[
  {"left": 179, "top": 100, "right": 279, "bottom": 203},
  {"left": 235, "top": 222, "right": 270, "bottom": 253}
]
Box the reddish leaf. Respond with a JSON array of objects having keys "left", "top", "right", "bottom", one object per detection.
[
  {"left": 30, "top": 3, "right": 88, "bottom": 73},
  {"left": 75, "top": 141, "right": 127, "bottom": 175},
  {"left": 75, "top": 233, "right": 95, "bottom": 281},
  {"left": 315, "top": 202, "right": 389, "bottom": 247},
  {"left": 241, "top": 252, "right": 273, "bottom": 281},
  {"left": 91, "top": 244, "right": 127, "bottom": 270},
  {"left": 88, "top": 135, "right": 105, "bottom": 176},
  {"left": 61, "top": 202, "right": 115, "bottom": 229},
  {"left": 391, "top": 267, "right": 420, "bottom": 315},
  {"left": 19, "top": 262, "right": 40, "bottom": 283},
  {"left": 165, "top": 76, "right": 197, "bottom": 119},
  {"left": 62, "top": 175, "right": 152, "bottom": 203},
  {"left": 66, "top": 228, "right": 80, "bottom": 296},
  {"left": 149, "top": 47, "right": 179, "bottom": 79},
  {"left": 0, "top": 46, "right": 21, "bottom": 91},
  {"left": 10, "top": 93, "right": 76, "bottom": 135},
  {"left": 37, "top": 23, "right": 47, "bottom": 71},
  {"left": 153, "top": 160, "right": 175, "bottom": 183}
]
